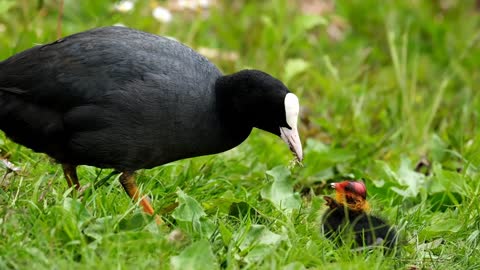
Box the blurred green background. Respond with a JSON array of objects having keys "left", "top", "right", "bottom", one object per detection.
[{"left": 1, "top": 0, "right": 480, "bottom": 269}]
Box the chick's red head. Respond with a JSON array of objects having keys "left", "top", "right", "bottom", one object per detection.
[{"left": 331, "top": 181, "right": 369, "bottom": 212}]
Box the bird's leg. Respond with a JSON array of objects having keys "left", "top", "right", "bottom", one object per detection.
[
  {"left": 62, "top": 163, "right": 80, "bottom": 190},
  {"left": 119, "top": 171, "right": 156, "bottom": 216}
]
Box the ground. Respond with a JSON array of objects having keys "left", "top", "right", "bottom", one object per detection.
[{"left": 0, "top": 0, "right": 479, "bottom": 269}]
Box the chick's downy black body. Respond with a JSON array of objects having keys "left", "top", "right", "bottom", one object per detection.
[
  {"left": 0, "top": 26, "right": 303, "bottom": 218},
  {"left": 321, "top": 181, "right": 398, "bottom": 251},
  {"left": 322, "top": 196, "right": 397, "bottom": 250}
]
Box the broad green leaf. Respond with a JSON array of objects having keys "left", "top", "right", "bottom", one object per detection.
[
  {"left": 393, "top": 157, "right": 426, "bottom": 197},
  {"left": 170, "top": 239, "right": 218, "bottom": 270},
  {"left": 426, "top": 219, "right": 462, "bottom": 233},
  {"left": 430, "top": 163, "right": 466, "bottom": 196},
  {"left": 420, "top": 212, "right": 463, "bottom": 240},
  {"left": 234, "top": 224, "right": 285, "bottom": 264},
  {"left": 83, "top": 216, "right": 115, "bottom": 241},
  {"left": 430, "top": 134, "right": 448, "bottom": 162},
  {"left": 62, "top": 197, "right": 92, "bottom": 226},
  {"left": 374, "top": 158, "right": 426, "bottom": 198},
  {"left": 172, "top": 189, "right": 215, "bottom": 237},
  {"left": 118, "top": 212, "right": 154, "bottom": 231},
  {"left": 206, "top": 190, "right": 243, "bottom": 214},
  {"left": 172, "top": 189, "right": 206, "bottom": 222},
  {"left": 261, "top": 166, "right": 301, "bottom": 211},
  {"left": 237, "top": 225, "right": 284, "bottom": 251}
]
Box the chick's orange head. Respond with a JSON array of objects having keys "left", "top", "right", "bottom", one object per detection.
[{"left": 331, "top": 181, "right": 369, "bottom": 212}]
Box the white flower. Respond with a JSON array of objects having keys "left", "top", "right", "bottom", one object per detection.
[
  {"left": 115, "top": 1, "right": 134, "bottom": 13},
  {"left": 152, "top": 6, "right": 173, "bottom": 23}
]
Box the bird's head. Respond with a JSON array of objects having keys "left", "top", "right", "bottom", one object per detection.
[
  {"left": 216, "top": 69, "right": 303, "bottom": 162},
  {"left": 329, "top": 180, "right": 369, "bottom": 212}
]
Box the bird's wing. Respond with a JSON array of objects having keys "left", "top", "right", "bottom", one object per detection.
[
  {"left": 1, "top": 36, "right": 127, "bottom": 110},
  {"left": 0, "top": 26, "right": 219, "bottom": 110}
]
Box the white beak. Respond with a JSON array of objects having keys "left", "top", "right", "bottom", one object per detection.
[{"left": 280, "top": 127, "right": 303, "bottom": 162}]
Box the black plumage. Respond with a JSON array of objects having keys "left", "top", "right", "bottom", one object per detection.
[
  {"left": 0, "top": 26, "right": 303, "bottom": 218},
  {"left": 321, "top": 181, "right": 398, "bottom": 251}
]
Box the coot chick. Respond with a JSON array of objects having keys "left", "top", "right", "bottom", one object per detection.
[
  {"left": 0, "top": 26, "right": 303, "bottom": 218},
  {"left": 322, "top": 181, "right": 397, "bottom": 251}
]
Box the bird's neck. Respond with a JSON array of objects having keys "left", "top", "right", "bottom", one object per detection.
[{"left": 215, "top": 73, "right": 256, "bottom": 128}]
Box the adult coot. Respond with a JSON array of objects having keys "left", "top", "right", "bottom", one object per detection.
[{"left": 0, "top": 26, "right": 303, "bottom": 216}]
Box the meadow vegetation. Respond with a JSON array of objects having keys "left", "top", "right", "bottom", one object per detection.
[{"left": 0, "top": 0, "right": 479, "bottom": 269}]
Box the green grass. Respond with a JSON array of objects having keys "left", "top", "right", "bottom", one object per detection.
[{"left": 1, "top": 0, "right": 480, "bottom": 269}]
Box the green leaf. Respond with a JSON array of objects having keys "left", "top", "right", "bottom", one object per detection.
[
  {"left": 170, "top": 239, "right": 218, "bottom": 270},
  {"left": 374, "top": 158, "right": 426, "bottom": 198},
  {"left": 419, "top": 212, "right": 464, "bottom": 240},
  {"left": 207, "top": 190, "right": 243, "bottom": 214},
  {"left": 284, "top": 58, "right": 310, "bottom": 84},
  {"left": 430, "top": 163, "right": 466, "bottom": 196},
  {"left": 172, "top": 189, "right": 215, "bottom": 237},
  {"left": 62, "top": 197, "right": 92, "bottom": 226},
  {"left": 261, "top": 166, "right": 301, "bottom": 211},
  {"left": 237, "top": 225, "right": 284, "bottom": 251},
  {"left": 218, "top": 221, "right": 232, "bottom": 246},
  {"left": 83, "top": 216, "right": 115, "bottom": 241},
  {"left": 427, "top": 219, "right": 462, "bottom": 233},
  {"left": 234, "top": 224, "right": 285, "bottom": 264},
  {"left": 430, "top": 134, "right": 448, "bottom": 162},
  {"left": 393, "top": 157, "right": 426, "bottom": 197},
  {"left": 118, "top": 212, "right": 153, "bottom": 231},
  {"left": 172, "top": 189, "right": 206, "bottom": 222}
]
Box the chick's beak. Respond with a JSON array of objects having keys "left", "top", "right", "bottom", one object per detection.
[{"left": 280, "top": 126, "right": 303, "bottom": 162}]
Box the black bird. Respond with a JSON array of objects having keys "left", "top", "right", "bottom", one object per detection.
[
  {"left": 0, "top": 26, "right": 303, "bottom": 218},
  {"left": 322, "top": 181, "right": 398, "bottom": 251}
]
